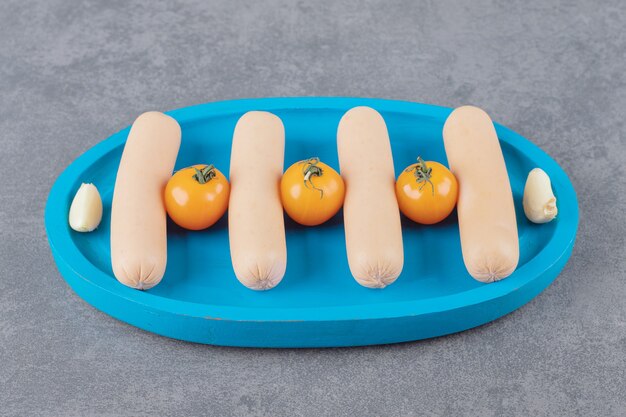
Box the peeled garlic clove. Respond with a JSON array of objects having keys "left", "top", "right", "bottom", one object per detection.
[
  {"left": 69, "top": 183, "right": 103, "bottom": 232},
  {"left": 523, "top": 168, "right": 557, "bottom": 224}
]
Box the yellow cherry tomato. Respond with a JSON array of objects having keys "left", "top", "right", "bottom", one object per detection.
[
  {"left": 395, "top": 157, "right": 458, "bottom": 225},
  {"left": 164, "top": 164, "right": 230, "bottom": 230},
  {"left": 280, "top": 157, "right": 345, "bottom": 226}
]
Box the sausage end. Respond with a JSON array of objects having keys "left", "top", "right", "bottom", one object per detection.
[
  {"left": 349, "top": 253, "right": 403, "bottom": 289},
  {"left": 464, "top": 249, "right": 519, "bottom": 283},
  {"left": 133, "top": 111, "right": 182, "bottom": 137},
  {"left": 338, "top": 106, "right": 385, "bottom": 131},
  {"left": 112, "top": 256, "right": 166, "bottom": 290},
  {"left": 443, "top": 105, "right": 491, "bottom": 130},
  {"left": 232, "top": 254, "right": 287, "bottom": 291},
  {"left": 236, "top": 111, "right": 284, "bottom": 130}
]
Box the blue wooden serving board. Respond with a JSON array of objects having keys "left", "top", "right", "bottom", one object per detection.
[{"left": 45, "top": 97, "right": 579, "bottom": 347}]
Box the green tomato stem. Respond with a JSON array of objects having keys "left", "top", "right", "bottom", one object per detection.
[
  {"left": 405, "top": 157, "right": 434, "bottom": 196},
  {"left": 300, "top": 157, "right": 324, "bottom": 198},
  {"left": 192, "top": 164, "right": 216, "bottom": 184}
]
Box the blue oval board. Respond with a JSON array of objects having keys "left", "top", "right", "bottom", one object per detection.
[{"left": 45, "top": 97, "right": 578, "bottom": 347}]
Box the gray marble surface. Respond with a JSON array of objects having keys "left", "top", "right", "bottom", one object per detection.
[{"left": 1, "top": 1, "right": 625, "bottom": 416}]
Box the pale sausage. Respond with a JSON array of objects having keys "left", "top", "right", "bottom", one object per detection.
[
  {"left": 337, "top": 107, "right": 404, "bottom": 288},
  {"left": 229, "top": 111, "right": 287, "bottom": 290},
  {"left": 443, "top": 106, "right": 519, "bottom": 282},
  {"left": 111, "top": 111, "right": 181, "bottom": 289}
]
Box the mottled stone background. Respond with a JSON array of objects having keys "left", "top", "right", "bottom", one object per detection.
[{"left": 1, "top": 1, "right": 624, "bottom": 416}]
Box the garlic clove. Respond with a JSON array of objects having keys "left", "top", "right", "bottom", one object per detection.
[
  {"left": 523, "top": 168, "right": 557, "bottom": 224},
  {"left": 69, "top": 183, "right": 103, "bottom": 232}
]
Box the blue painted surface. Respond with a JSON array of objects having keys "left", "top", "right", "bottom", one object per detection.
[{"left": 44, "top": 97, "right": 579, "bottom": 347}]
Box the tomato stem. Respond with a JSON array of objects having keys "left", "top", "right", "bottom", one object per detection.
[
  {"left": 192, "top": 164, "right": 216, "bottom": 184},
  {"left": 300, "top": 157, "right": 324, "bottom": 198},
  {"left": 405, "top": 157, "right": 434, "bottom": 196}
]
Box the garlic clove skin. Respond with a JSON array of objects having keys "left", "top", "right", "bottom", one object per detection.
[
  {"left": 523, "top": 168, "right": 557, "bottom": 224},
  {"left": 69, "top": 183, "right": 103, "bottom": 232}
]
